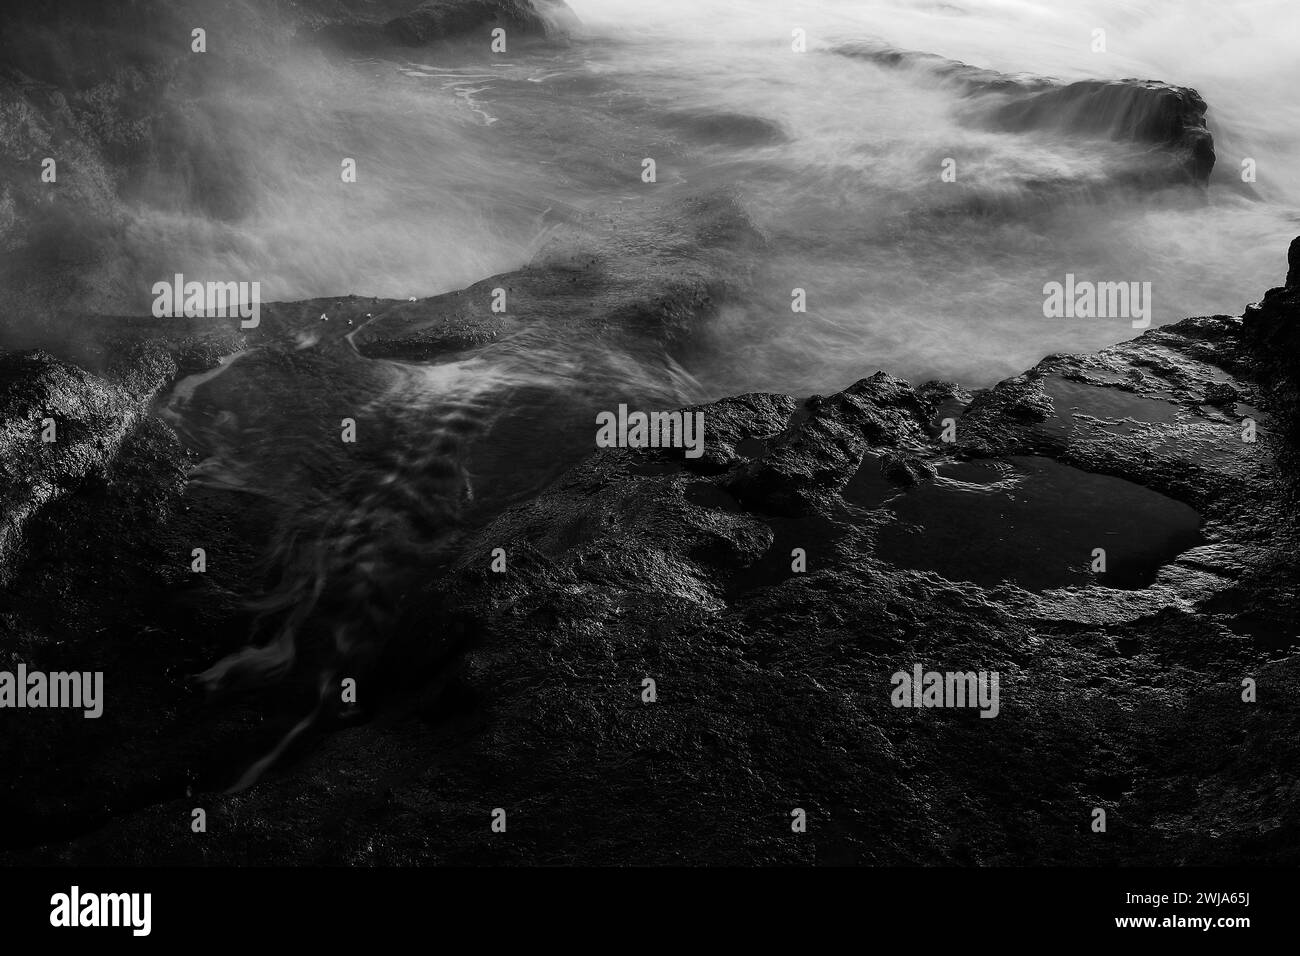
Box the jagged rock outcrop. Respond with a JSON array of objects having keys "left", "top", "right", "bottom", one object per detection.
[{"left": 1241, "top": 235, "right": 1300, "bottom": 436}]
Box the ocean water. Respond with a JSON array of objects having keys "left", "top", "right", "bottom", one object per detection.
[{"left": 69, "top": 0, "right": 1298, "bottom": 396}]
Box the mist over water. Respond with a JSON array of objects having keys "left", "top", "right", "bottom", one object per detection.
[
  {"left": 564, "top": 0, "right": 1300, "bottom": 391},
  {"left": 59, "top": 0, "right": 1294, "bottom": 398}
]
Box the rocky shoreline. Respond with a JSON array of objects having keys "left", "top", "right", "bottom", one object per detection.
[
  {"left": 1, "top": 234, "right": 1297, "bottom": 864},
  {"left": 1, "top": 0, "right": 1297, "bottom": 867}
]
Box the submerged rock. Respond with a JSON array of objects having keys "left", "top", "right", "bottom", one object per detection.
[
  {"left": 834, "top": 41, "right": 1216, "bottom": 185},
  {"left": 352, "top": 191, "right": 762, "bottom": 361},
  {"left": 991, "top": 80, "right": 1215, "bottom": 184},
  {"left": 834, "top": 40, "right": 1056, "bottom": 95},
  {"left": 308, "top": 0, "right": 576, "bottom": 49},
  {"left": 384, "top": 0, "right": 561, "bottom": 45}
]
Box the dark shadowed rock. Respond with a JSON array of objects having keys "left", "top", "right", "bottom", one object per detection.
[{"left": 1240, "top": 239, "right": 1300, "bottom": 444}]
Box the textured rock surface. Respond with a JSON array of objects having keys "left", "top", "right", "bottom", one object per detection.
[
  {"left": 0, "top": 188, "right": 757, "bottom": 847},
  {"left": 3, "top": 239, "right": 1297, "bottom": 865}
]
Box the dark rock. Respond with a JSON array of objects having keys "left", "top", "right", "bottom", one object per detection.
[
  {"left": 991, "top": 80, "right": 1215, "bottom": 183},
  {"left": 880, "top": 452, "right": 937, "bottom": 487},
  {"left": 833, "top": 41, "right": 1216, "bottom": 185},
  {"left": 723, "top": 373, "right": 932, "bottom": 516},
  {"left": 4, "top": 237, "right": 1300, "bottom": 866},
  {"left": 1241, "top": 238, "right": 1300, "bottom": 436},
  {"left": 0, "top": 347, "right": 175, "bottom": 580}
]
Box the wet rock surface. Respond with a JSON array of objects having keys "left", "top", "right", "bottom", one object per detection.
[
  {"left": 990, "top": 80, "right": 1215, "bottom": 183},
  {"left": 351, "top": 192, "right": 759, "bottom": 362},
  {"left": 0, "top": 187, "right": 755, "bottom": 848},
  {"left": 834, "top": 41, "right": 1216, "bottom": 185},
  {"left": 3, "top": 239, "right": 1298, "bottom": 865}
]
